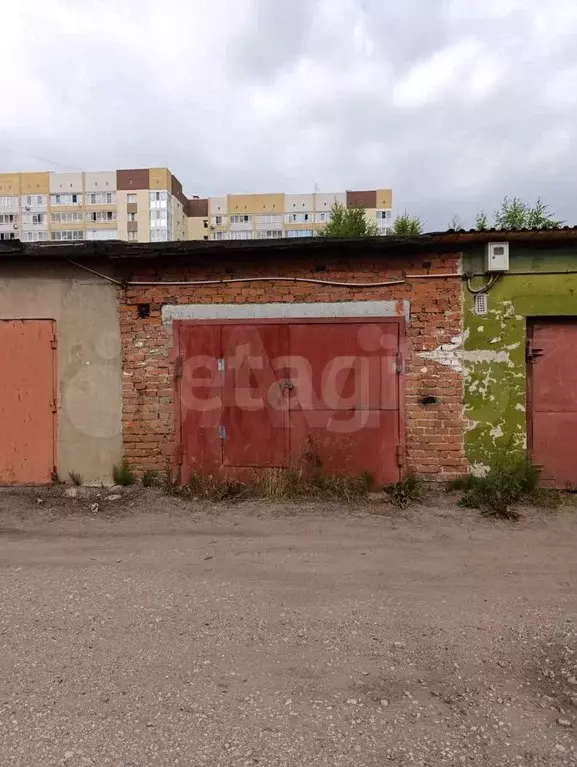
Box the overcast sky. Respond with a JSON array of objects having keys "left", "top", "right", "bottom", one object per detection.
[{"left": 2, "top": 0, "right": 576, "bottom": 230}]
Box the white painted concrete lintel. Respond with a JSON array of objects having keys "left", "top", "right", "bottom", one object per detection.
[{"left": 162, "top": 300, "right": 410, "bottom": 325}]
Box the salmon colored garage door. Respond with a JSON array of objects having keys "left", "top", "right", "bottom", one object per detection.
[
  {"left": 528, "top": 318, "right": 577, "bottom": 488},
  {"left": 0, "top": 320, "right": 56, "bottom": 485},
  {"left": 175, "top": 319, "right": 403, "bottom": 485}
]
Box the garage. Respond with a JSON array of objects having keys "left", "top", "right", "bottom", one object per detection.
[{"left": 175, "top": 318, "right": 404, "bottom": 485}]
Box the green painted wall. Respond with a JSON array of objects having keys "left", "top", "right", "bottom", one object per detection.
[{"left": 463, "top": 246, "right": 577, "bottom": 474}]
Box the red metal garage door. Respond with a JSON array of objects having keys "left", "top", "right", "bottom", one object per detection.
[
  {"left": 528, "top": 319, "right": 577, "bottom": 488},
  {"left": 0, "top": 320, "right": 56, "bottom": 485},
  {"left": 176, "top": 319, "right": 402, "bottom": 485}
]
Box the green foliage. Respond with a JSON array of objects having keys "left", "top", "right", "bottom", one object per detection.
[
  {"left": 391, "top": 211, "right": 423, "bottom": 236},
  {"left": 112, "top": 459, "right": 136, "bottom": 487},
  {"left": 68, "top": 470, "right": 83, "bottom": 487},
  {"left": 448, "top": 215, "right": 463, "bottom": 231},
  {"left": 321, "top": 201, "right": 379, "bottom": 237},
  {"left": 385, "top": 474, "right": 423, "bottom": 509},
  {"left": 475, "top": 210, "right": 488, "bottom": 231},
  {"left": 474, "top": 196, "right": 563, "bottom": 231},
  {"left": 453, "top": 458, "right": 555, "bottom": 519},
  {"left": 142, "top": 470, "right": 159, "bottom": 488}
]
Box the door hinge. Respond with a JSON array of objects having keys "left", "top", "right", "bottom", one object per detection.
[
  {"left": 174, "top": 356, "right": 184, "bottom": 379},
  {"left": 526, "top": 340, "right": 544, "bottom": 362},
  {"left": 217, "top": 358, "right": 226, "bottom": 372},
  {"left": 51, "top": 400, "right": 57, "bottom": 414},
  {"left": 50, "top": 335, "right": 57, "bottom": 350},
  {"left": 395, "top": 351, "right": 404, "bottom": 374},
  {"left": 396, "top": 444, "right": 404, "bottom": 467},
  {"left": 176, "top": 443, "right": 184, "bottom": 466},
  {"left": 218, "top": 424, "right": 227, "bottom": 440}
]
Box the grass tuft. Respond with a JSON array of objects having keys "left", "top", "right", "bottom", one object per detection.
[
  {"left": 68, "top": 470, "right": 83, "bottom": 487},
  {"left": 452, "top": 457, "right": 559, "bottom": 520},
  {"left": 385, "top": 474, "right": 423, "bottom": 509},
  {"left": 142, "top": 470, "right": 159, "bottom": 488},
  {"left": 112, "top": 459, "right": 136, "bottom": 487}
]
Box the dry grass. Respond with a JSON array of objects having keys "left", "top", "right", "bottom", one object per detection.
[{"left": 168, "top": 468, "right": 373, "bottom": 504}]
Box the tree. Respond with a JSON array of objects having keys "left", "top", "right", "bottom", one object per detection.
[
  {"left": 448, "top": 215, "right": 463, "bottom": 231},
  {"left": 475, "top": 210, "right": 488, "bottom": 231},
  {"left": 391, "top": 211, "right": 423, "bottom": 236},
  {"left": 321, "top": 201, "right": 379, "bottom": 237},
  {"left": 475, "top": 196, "right": 562, "bottom": 231}
]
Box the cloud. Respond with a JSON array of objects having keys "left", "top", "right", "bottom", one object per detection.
[{"left": 1, "top": 0, "right": 576, "bottom": 229}]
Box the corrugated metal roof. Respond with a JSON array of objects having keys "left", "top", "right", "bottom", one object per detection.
[{"left": 1, "top": 226, "right": 577, "bottom": 260}]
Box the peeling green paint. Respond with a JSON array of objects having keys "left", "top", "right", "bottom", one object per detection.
[{"left": 463, "top": 246, "right": 577, "bottom": 467}]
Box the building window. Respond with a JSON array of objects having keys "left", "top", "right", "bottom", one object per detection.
[
  {"left": 50, "top": 230, "right": 84, "bottom": 241},
  {"left": 127, "top": 230, "right": 138, "bottom": 241},
  {"left": 0, "top": 232, "right": 15, "bottom": 240},
  {"left": 0, "top": 196, "right": 18, "bottom": 208},
  {"left": 150, "top": 209, "right": 168, "bottom": 225},
  {"left": 315, "top": 212, "right": 331, "bottom": 223},
  {"left": 285, "top": 213, "right": 312, "bottom": 224},
  {"left": 127, "top": 193, "right": 137, "bottom": 204},
  {"left": 32, "top": 213, "right": 44, "bottom": 225},
  {"left": 229, "top": 215, "right": 252, "bottom": 224},
  {"left": 86, "top": 229, "right": 117, "bottom": 241},
  {"left": 22, "top": 195, "right": 47, "bottom": 209},
  {"left": 88, "top": 210, "right": 117, "bottom": 223},
  {"left": 376, "top": 210, "right": 392, "bottom": 221},
  {"left": 256, "top": 214, "right": 282, "bottom": 226},
  {"left": 286, "top": 229, "right": 313, "bottom": 238},
  {"left": 231, "top": 230, "right": 252, "bottom": 240},
  {"left": 50, "top": 193, "right": 83, "bottom": 205},
  {"left": 86, "top": 192, "right": 116, "bottom": 205},
  {"left": 149, "top": 191, "right": 168, "bottom": 209},
  {"left": 51, "top": 211, "right": 84, "bottom": 224},
  {"left": 0, "top": 213, "right": 16, "bottom": 225},
  {"left": 211, "top": 231, "right": 230, "bottom": 241},
  {"left": 150, "top": 228, "right": 169, "bottom": 242},
  {"left": 211, "top": 214, "right": 227, "bottom": 226},
  {"left": 128, "top": 212, "right": 137, "bottom": 222},
  {"left": 24, "top": 231, "right": 48, "bottom": 242},
  {"left": 256, "top": 230, "right": 284, "bottom": 239}
]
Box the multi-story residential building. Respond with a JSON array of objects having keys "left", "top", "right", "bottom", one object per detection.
[
  {"left": 0, "top": 169, "right": 392, "bottom": 243},
  {"left": 188, "top": 188, "right": 393, "bottom": 241},
  {"left": 0, "top": 168, "right": 188, "bottom": 244}
]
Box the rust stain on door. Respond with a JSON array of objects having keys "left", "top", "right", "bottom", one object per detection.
[{"left": 0, "top": 320, "right": 56, "bottom": 485}]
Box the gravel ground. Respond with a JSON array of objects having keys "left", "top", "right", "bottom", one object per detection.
[{"left": 0, "top": 488, "right": 576, "bottom": 766}]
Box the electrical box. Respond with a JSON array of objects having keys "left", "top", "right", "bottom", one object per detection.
[{"left": 485, "top": 242, "right": 509, "bottom": 272}]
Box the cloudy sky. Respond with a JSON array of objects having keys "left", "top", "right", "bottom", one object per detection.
[{"left": 2, "top": 0, "right": 576, "bottom": 229}]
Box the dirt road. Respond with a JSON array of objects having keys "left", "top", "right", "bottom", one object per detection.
[{"left": 1, "top": 490, "right": 576, "bottom": 766}]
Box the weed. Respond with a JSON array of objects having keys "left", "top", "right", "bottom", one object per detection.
[
  {"left": 112, "top": 459, "right": 136, "bottom": 487},
  {"left": 455, "top": 458, "right": 550, "bottom": 519},
  {"left": 142, "top": 470, "right": 159, "bottom": 488},
  {"left": 68, "top": 471, "right": 83, "bottom": 487},
  {"left": 167, "top": 467, "right": 373, "bottom": 504},
  {"left": 385, "top": 474, "right": 423, "bottom": 509}
]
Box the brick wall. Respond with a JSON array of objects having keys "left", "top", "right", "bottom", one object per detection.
[{"left": 119, "top": 250, "right": 468, "bottom": 481}]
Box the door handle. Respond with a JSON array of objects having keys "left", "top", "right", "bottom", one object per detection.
[{"left": 281, "top": 380, "right": 294, "bottom": 391}]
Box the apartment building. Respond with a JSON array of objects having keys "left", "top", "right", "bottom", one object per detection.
[
  {"left": 0, "top": 169, "right": 392, "bottom": 243},
  {"left": 0, "top": 168, "right": 188, "bottom": 244},
  {"left": 187, "top": 188, "right": 393, "bottom": 241}
]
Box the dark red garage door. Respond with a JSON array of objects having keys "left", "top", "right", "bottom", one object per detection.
[
  {"left": 528, "top": 319, "right": 577, "bottom": 488},
  {"left": 176, "top": 319, "right": 403, "bottom": 485}
]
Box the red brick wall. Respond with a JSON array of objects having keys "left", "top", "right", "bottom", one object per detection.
[{"left": 119, "top": 251, "right": 467, "bottom": 481}]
